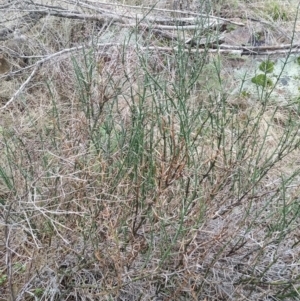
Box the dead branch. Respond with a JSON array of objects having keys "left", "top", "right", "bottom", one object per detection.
[
  {"left": 1, "top": 63, "right": 40, "bottom": 111},
  {"left": 1, "top": 0, "right": 298, "bottom": 112},
  {"left": 0, "top": 42, "right": 121, "bottom": 110}
]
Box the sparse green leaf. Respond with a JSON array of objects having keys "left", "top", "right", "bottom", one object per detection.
[
  {"left": 259, "top": 60, "right": 274, "bottom": 73},
  {"left": 251, "top": 74, "right": 273, "bottom": 87}
]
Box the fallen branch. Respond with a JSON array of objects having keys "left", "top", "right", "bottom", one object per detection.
[
  {"left": 78, "top": 0, "right": 245, "bottom": 26},
  {"left": 0, "top": 42, "right": 120, "bottom": 110},
  {"left": 217, "top": 43, "right": 300, "bottom": 51},
  {"left": 2, "top": 39, "right": 299, "bottom": 109},
  {"left": 1, "top": 63, "right": 39, "bottom": 111}
]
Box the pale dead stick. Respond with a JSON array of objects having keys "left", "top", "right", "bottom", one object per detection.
[
  {"left": 1, "top": 63, "right": 40, "bottom": 111},
  {"left": 0, "top": 43, "right": 120, "bottom": 111}
]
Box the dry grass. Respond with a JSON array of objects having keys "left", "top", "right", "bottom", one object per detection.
[{"left": 1, "top": 0, "right": 300, "bottom": 300}]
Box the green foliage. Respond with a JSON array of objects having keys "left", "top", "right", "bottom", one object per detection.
[
  {"left": 269, "top": 3, "right": 288, "bottom": 21},
  {"left": 259, "top": 60, "right": 275, "bottom": 73},
  {"left": 2, "top": 2, "right": 300, "bottom": 300},
  {"left": 276, "top": 286, "right": 300, "bottom": 299},
  {"left": 14, "top": 263, "right": 26, "bottom": 273},
  {"left": 251, "top": 74, "right": 273, "bottom": 87},
  {"left": 34, "top": 288, "right": 44, "bottom": 297},
  {"left": 0, "top": 274, "right": 7, "bottom": 286},
  {"left": 262, "top": 0, "right": 289, "bottom": 21},
  {"left": 241, "top": 90, "right": 251, "bottom": 98}
]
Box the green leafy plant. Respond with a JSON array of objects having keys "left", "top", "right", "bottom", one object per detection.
[
  {"left": 14, "top": 263, "right": 26, "bottom": 273},
  {"left": 251, "top": 74, "right": 273, "bottom": 87},
  {"left": 241, "top": 90, "right": 251, "bottom": 98},
  {"left": 34, "top": 288, "right": 44, "bottom": 297},
  {"left": 259, "top": 60, "right": 275, "bottom": 73},
  {"left": 268, "top": 3, "right": 288, "bottom": 21}
]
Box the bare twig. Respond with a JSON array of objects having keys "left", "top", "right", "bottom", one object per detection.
[
  {"left": 0, "top": 43, "right": 120, "bottom": 110},
  {"left": 1, "top": 63, "right": 39, "bottom": 111},
  {"left": 2, "top": 36, "right": 297, "bottom": 111},
  {"left": 77, "top": 0, "right": 245, "bottom": 26}
]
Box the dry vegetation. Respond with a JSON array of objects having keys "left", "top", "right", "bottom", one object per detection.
[{"left": 1, "top": 0, "right": 300, "bottom": 300}]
